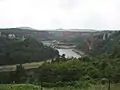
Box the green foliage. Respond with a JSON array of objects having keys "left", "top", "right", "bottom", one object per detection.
[
  {"left": 0, "top": 37, "right": 58, "bottom": 65},
  {"left": 0, "top": 84, "right": 42, "bottom": 90},
  {"left": 37, "top": 54, "right": 120, "bottom": 87},
  {"left": 1, "top": 31, "right": 120, "bottom": 89},
  {"left": 15, "top": 64, "right": 26, "bottom": 83},
  {"left": 0, "top": 51, "right": 120, "bottom": 88}
]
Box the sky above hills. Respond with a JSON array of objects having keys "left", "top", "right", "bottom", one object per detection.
[{"left": 0, "top": 0, "right": 120, "bottom": 30}]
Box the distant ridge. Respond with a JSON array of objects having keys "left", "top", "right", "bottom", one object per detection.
[
  {"left": 16, "top": 27, "right": 36, "bottom": 30},
  {"left": 54, "top": 28, "right": 97, "bottom": 32},
  {"left": 0, "top": 27, "right": 118, "bottom": 32},
  {"left": 0, "top": 27, "right": 35, "bottom": 30},
  {"left": 0, "top": 27, "right": 97, "bottom": 32}
]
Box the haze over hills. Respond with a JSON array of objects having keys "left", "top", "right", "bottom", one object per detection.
[
  {"left": 0, "top": 27, "right": 117, "bottom": 34},
  {"left": 17, "top": 27, "right": 36, "bottom": 30},
  {"left": 0, "top": 27, "right": 98, "bottom": 32}
]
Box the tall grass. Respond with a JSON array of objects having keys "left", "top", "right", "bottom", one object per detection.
[{"left": 0, "top": 84, "right": 120, "bottom": 90}]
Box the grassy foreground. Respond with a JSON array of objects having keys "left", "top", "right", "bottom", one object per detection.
[{"left": 0, "top": 84, "right": 120, "bottom": 90}]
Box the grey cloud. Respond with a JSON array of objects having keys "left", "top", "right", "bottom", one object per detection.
[{"left": 0, "top": 0, "right": 120, "bottom": 30}]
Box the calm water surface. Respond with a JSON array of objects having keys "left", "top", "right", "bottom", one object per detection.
[
  {"left": 57, "top": 49, "right": 81, "bottom": 58},
  {"left": 42, "top": 41, "right": 81, "bottom": 58}
]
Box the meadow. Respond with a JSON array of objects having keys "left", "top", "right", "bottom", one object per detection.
[{"left": 0, "top": 84, "right": 120, "bottom": 90}]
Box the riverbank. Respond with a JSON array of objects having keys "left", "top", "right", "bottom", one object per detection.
[{"left": 72, "top": 49, "right": 85, "bottom": 57}]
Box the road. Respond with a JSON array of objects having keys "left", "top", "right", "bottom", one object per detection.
[{"left": 0, "top": 60, "right": 52, "bottom": 72}]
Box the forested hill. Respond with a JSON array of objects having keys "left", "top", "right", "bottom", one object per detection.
[
  {"left": 0, "top": 28, "right": 38, "bottom": 34},
  {"left": 0, "top": 37, "right": 59, "bottom": 65}
]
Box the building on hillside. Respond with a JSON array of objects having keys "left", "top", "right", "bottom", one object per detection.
[{"left": 8, "top": 34, "right": 15, "bottom": 39}]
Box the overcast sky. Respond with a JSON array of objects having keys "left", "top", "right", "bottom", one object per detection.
[{"left": 0, "top": 0, "right": 120, "bottom": 30}]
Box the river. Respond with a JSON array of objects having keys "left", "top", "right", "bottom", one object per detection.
[
  {"left": 57, "top": 49, "right": 81, "bottom": 58},
  {"left": 42, "top": 41, "right": 81, "bottom": 58}
]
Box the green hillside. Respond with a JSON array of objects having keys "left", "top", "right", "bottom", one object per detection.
[{"left": 0, "top": 36, "right": 58, "bottom": 65}]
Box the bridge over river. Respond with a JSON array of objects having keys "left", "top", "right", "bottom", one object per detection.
[{"left": 41, "top": 41, "right": 81, "bottom": 58}]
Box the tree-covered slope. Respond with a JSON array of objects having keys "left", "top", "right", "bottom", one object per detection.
[{"left": 0, "top": 37, "right": 59, "bottom": 65}]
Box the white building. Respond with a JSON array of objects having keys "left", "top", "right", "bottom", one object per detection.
[{"left": 8, "top": 34, "right": 15, "bottom": 39}]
